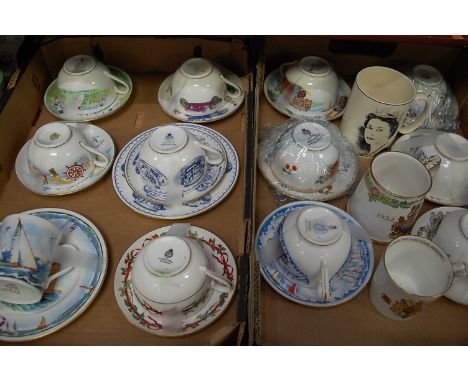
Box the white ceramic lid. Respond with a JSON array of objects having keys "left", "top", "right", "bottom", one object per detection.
[
  {"left": 412, "top": 64, "right": 443, "bottom": 86},
  {"left": 34, "top": 122, "right": 72, "bottom": 148},
  {"left": 297, "top": 206, "right": 343, "bottom": 245},
  {"left": 292, "top": 122, "right": 332, "bottom": 151},
  {"left": 149, "top": 125, "right": 188, "bottom": 154},
  {"left": 435, "top": 133, "right": 468, "bottom": 161},
  {"left": 63, "top": 55, "right": 97, "bottom": 76},
  {"left": 143, "top": 236, "right": 191, "bottom": 276},
  {"left": 299, "top": 57, "right": 331, "bottom": 77},
  {"left": 180, "top": 58, "right": 213, "bottom": 79}
]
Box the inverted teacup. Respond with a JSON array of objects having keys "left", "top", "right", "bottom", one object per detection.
[
  {"left": 279, "top": 206, "right": 352, "bottom": 301},
  {"left": 279, "top": 56, "right": 339, "bottom": 114},
  {"left": 137, "top": 124, "right": 225, "bottom": 203},
  {"left": 27, "top": 122, "right": 109, "bottom": 187},
  {"left": 168, "top": 58, "right": 242, "bottom": 117},
  {"left": 56, "top": 55, "right": 130, "bottom": 117},
  {"left": 131, "top": 224, "right": 233, "bottom": 315},
  {"left": 0, "top": 214, "right": 76, "bottom": 304}
]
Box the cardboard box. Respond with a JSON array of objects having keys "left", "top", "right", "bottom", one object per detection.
[
  {"left": 0, "top": 36, "right": 254, "bottom": 345},
  {"left": 252, "top": 36, "right": 468, "bottom": 345}
]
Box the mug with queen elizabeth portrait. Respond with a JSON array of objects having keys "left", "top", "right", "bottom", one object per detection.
[{"left": 341, "top": 66, "right": 431, "bottom": 157}]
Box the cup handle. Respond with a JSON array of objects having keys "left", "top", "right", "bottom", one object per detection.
[
  {"left": 399, "top": 93, "right": 431, "bottom": 134},
  {"left": 201, "top": 266, "right": 233, "bottom": 293},
  {"left": 219, "top": 74, "right": 242, "bottom": 99},
  {"left": 44, "top": 243, "right": 77, "bottom": 289},
  {"left": 453, "top": 262, "right": 468, "bottom": 277},
  {"left": 104, "top": 71, "right": 130, "bottom": 95},
  {"left": 320, "top": 258, "right": 330, "bottom": 302},
  {"left": 279, "top": 61, "right": 297, "bottom": 77},
  {"left": 79, "top": 141, "right": 110, "bottom": 168},
  {"left": 194, "top": 141, "right": 224, "bottom": 165}
]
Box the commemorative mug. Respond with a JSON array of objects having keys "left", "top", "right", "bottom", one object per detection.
[
  {"left": 57, "top": 55, "right": 130, "bottom": 117},
  {"left": 169, "top": 58, "right": 242, "bottom": 117},
  {"left": 341, "top": 66, "right": 431, "bottom": 157},
  {"left": 0, "top": 214, "right": 76, "bottom": 304},
  {"left": 347, "top": 151, "right": 434, "bottom": 243},
  {"left": 27, "top": 122, "right": 109, "bottom": 187},
  {"left": 369, "top": 236, "right": 454, "bottom": 320},
  {"left": 138, "top": 124, "right": 224, "bottom": 203}
]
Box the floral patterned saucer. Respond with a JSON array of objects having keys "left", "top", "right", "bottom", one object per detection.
[
  {"left": 44, "top": 66, "right": 132, "bottom": 122},
  {"left": 264, "top": 68, "right": 351, "bottom": 120},
  {"left": 0, "top": 208, "right": 108, "bottom": 342},
  {"left": 412, "top": 206, "right": 468, "bottom": 306},
  {"left": 114, "top": 225, "right": 237, "bottom": 336},
  {"left": 112, "top": 123, "right": 239, "bottom": 219},
  {"left": 255, "top": 201, "right": 374, "bottom": 307},
  {"left": 158, "top": 69, "right": 244, "bottom": 123},
  {"left": 15, "top": 123, "right": 115, "bottom": 196}
]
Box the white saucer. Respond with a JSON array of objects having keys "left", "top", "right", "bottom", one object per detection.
[
  {"left": 264, "top": 68, "right": 351, "bottom": 120},
  {"left": 114, "top": 225, "right": 237, "bottom": 336},
  {"left": 15, "top": 123, "right": 115, "bottom": 196},
  {"left": 412, "top": 206, "right": 468, "bottom": 306},
  {"left": 158, "top": 69, "right": 245, "bottom": 123},
  {"left": 124, "top": 129, "right": 227, "bottom": 204},
  {"left": 44, "top": 66, "right": 132, "bottom": 122},
  {"left": 255, "top": 201, "right": 374, "bottom": 307},
  {"left": 0, "top": 208, "right": 107, "bottom": 342},
  {"left": 258, "top": 135, "right": 359, "bottom": 202},
  {"left": 112, "top": 123, "right": 239, "bottom": 219}
]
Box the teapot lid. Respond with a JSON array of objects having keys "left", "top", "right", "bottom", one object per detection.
[
  {"left": 297, "top": 206, "right": 343, "bottom": 246},
  {"left": 292, "top": 122, "right": 332, "bottom": 151},
  {"left": 149, "top": 125, "right": 188, "bottom": 154},
  {"left": 143, "top": 236, "right": 191, "bottom": 277}
]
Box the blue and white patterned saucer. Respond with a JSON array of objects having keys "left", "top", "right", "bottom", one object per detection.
[
  {"left": 112, "top": 123, "right": 239, "bottom": 219},
  {"left": 15, "top": 123, "right": 115, "bottom": 196},
  {"left": 255, "top": 201, "right": 374, "bottom": 307},
  {"left": 0, "top": 208, "right": 107, "bottom": 342},
  {"left": 124, "top": 129, "right": 227, "bottom": 204}
]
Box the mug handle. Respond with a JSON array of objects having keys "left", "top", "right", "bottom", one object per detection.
[
  {"left": 104, "top": 71, "right": 130, "bottom": 95},
  {"left": 320, "top": 258, "right": 330, "bottom": 303},
  {"left": 194, "top": 141, "right": 224, "bottom": 165},
  {"left": 200, "top": 266, "right": 233, "bottom": 293},
  {"left": 219, "top": 74, "right": 242, "bottom": 99},
  {"left": 79, "top": 141, "right": 110, "bottom": 168},
  {"left": 279, "top": 61, "right": 297, "bottom": 77},
  {"left": 399, "top": 93, "right": 431, "bottom": 134},
  {"left": 44, "top": 243, "right": 77, "bottom": 288}
]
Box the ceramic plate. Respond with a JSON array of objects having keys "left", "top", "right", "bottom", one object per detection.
[
  {"left": 264, "top": 68, "right": 351, "bottom": 120},
  {"left": 412, "top": 206, "right": 468, "bottom": 306},
  {"left": 255, "top": 201, "right": 374, "bottom": 307},
  {"left": 258, "top": 138, "right": 359, "bottom": 202},
  {"left": 158, "top": 69, "right": 245, "bottom": 123},
  {"left": 114, "top": 225, "right": 237, "bottom": 336},
  {"left": 124, "top": 129, "right": 227, "bottom": 204},
  {"left": 112, "top": 123, "right": 239, "bottom": 219},
  {"left": 392, "top": 129, "right": 468, "bottom": 206},
  {"left": 44, "top": 66, "right": 132, "bottom": 122},
  {"left": 0, "top": 208, "right": 107, "bottom": 342},
  {"left": 15, "top": 123, "right": 115, "bottom": 196}
]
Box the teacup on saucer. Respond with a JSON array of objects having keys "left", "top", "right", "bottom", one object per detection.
[{"left": 158, "top": 58, "right": 245, "bottom": 123}]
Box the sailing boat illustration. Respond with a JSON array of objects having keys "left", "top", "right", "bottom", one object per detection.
[{"left": 1, "top": 219, "right": 40, "bottom": 270}]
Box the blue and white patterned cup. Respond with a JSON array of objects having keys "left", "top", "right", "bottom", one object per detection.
[
  {"left": 0, "top": 214, "right": 75, "bottom": 304},
  {"left": 138, "top": 124, "right": 224, "bottom": 203}
]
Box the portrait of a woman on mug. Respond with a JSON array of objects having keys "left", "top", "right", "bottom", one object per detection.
[{"left": 357, "top": 113, "right": 399, "bottom": 156}]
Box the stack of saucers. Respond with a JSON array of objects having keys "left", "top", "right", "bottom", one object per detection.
[
  {"left": 255, "top": 201, "right": 374, "bottom": 307},
  {"left": 112, "top": 123, "right": 239, "bottom": 219}
]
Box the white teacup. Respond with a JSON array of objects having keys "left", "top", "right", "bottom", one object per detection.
[
  {"left": 279, "top": 56, "right": 339, "bottom": 114},
  {"left": 0, "top": 214, "right": 76, "bottom": 304},
  {"left": 279, "top": 206, "right": 352, "bottom": 301},
  {"left": 271, "top": 121, "right": 340, "bottom": 192},
  {"left": 131, "top": 224, "right": 233, "bottom": 315},
  {"left": 138, "top": 124, "right": 224, "bottom": 203},
  {"left": 169, "top": 58, "right": 242, "bottom": 116},
  {"left": 27, "top": 122, "right": 109, "bottom": 187},
  {"left": 57, "top": 55, "right": 130, "bottom": 116}
]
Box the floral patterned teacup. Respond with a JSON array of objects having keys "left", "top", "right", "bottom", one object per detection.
[{"left": 369, "top": 236, "right": 453, "bottom": 320}]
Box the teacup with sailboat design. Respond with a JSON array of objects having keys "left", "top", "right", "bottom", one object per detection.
[{"left": 0, "top": 214, "right": 76, "bottom": 304}]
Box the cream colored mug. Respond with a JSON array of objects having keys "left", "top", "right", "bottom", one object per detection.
[{"left": 341, "top": 66, "right": 430, "bottom": 157}]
